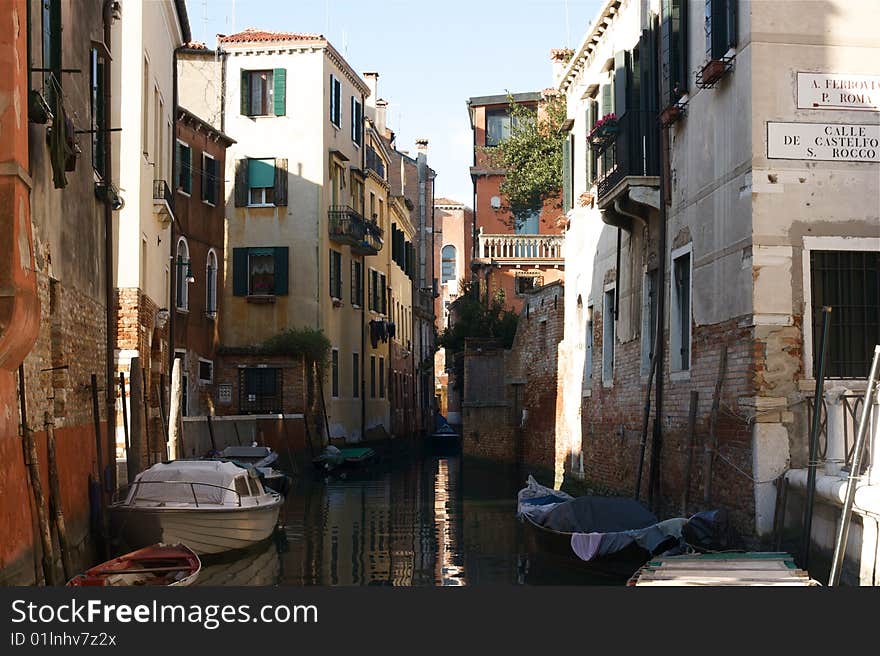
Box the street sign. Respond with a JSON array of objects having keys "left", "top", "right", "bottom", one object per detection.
[
  {"left": 767, "top": 122, "right": 879, "bottom": 162},
  {"left": 797, "top": 73, "right": 880, "bottom": 112}
]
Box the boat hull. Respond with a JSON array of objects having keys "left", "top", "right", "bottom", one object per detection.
[
  {"left": 522, "top": 514, "right": 650, "bottom": 581},
  {"left": 110, "top": 501, "right": 282, "bottom": 555}
]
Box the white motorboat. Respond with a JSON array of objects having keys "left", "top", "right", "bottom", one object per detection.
[{"left": 110, "top": 461, "right": 283, "bottom": 555}]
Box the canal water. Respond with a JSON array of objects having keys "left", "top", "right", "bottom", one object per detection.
[{"left": 195, "top": 449, "right": 616, "bottom": 586}]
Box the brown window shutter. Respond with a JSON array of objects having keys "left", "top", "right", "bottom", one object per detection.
[
  {"left": 274, "top": 158, "right": 288, "bottom": 206},
  {"left": 234, "top": 158, "right": 249, "bottom": 207}
]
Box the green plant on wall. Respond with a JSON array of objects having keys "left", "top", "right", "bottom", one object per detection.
[
  {"left": 262, "top": 327, "right": 331, "bottom": 372},
  {"left": 438, "top": 279, "right": 518, "bottom": 355},
  {"left": 483, "top": 92, "right": 567, "bottom": 230}
]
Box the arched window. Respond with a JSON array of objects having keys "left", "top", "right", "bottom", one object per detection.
[
  {"left": 206, "top": 249, "right": 218, "bottom": 318},
  {"left": 441, "top": 245, "right": 456, "bottom": 283},
  {"left": 175, "top": 237, "right": 190, "bottom": 311}
]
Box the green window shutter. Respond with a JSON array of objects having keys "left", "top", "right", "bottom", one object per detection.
[
  {"left": 273, "top": 68, "right": 286, "bottom": 116},
  {"left": 241, "top": 70, "right": 250, "bottom": 115},
  {"left": 249, "top": 158, "right": 275, "bottom": 188},
  {"left": 726, "top": 0, "right": 737, "bottom": 50},
  {"left": 562, "top": 138, "right": 572, "bottom": 213},
  {"left": 183, "top": 146, "right": 192, "bottom": 194},
  {"left": 274, "top": 158, "right": 288, "bottom": 206},
  {"left": 614, "top": 51, "right": 630, "bottom": 116},
  {"left": 274, "top": 247, "right": 289, "bottom": 296},
  {"left": 329, "top": 75, "right": 334, "bottom": 123},
  {"left": 586, "top": 104, "right": 594, "bottom": 185},
  {"left": 233, "top": 248, "right": 248, "bottom": 296},
  {"left": 601, "top": 84, "right": 612, "bottom": 117},
  {"left": 234, "top": 159, "right": 249, "bottom": 207}
]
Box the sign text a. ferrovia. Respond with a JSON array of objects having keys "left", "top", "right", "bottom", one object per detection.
[
  {"left": 767, "top": 122, "right": 880, "bottom": 162},
  {"left": 797, "top": 73, "right": 880, "bottom": 112}
]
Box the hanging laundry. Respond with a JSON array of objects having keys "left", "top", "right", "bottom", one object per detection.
[{"left": 370, "top": 321, "right": 381, "bottom": 349}]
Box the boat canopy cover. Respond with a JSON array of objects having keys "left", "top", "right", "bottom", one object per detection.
[
  {"left": 128, "top": 461, "right": 246, "bottom": 505},
  {"left": 221, "top": 446, "right": 272, "bottom": 459}
]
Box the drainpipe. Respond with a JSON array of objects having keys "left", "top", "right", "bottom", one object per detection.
[
  {"left": 102, "top": 0, "right": 117, "bottom": 492},
  {"left": 361, "top": 103, "right": 367, "bottom": 442}
]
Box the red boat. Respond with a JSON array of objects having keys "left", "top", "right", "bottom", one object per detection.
[{"left": 67, "top": 543, "right": 201, "bottom": 587}]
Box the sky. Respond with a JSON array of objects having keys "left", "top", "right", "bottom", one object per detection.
[{"left": 184, "top": 0, "right": 603, "bottom": 205}]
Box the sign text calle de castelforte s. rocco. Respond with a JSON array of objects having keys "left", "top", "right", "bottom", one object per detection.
[
  {"left": 767, "top": 122, "right": 879, "bottom": 162},
  {"left": 797, "top": 73, "right": 880, "bottom": 111}
]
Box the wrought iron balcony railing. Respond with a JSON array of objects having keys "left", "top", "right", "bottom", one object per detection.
[
  {"left": 328, "top": 205, "right": 383, "bottom": 255},
  {"left": 594, "top": 110, "right": 661, "bottom": 201},
  {"left": 152, "top": 179, "right": 174, "bottom": 223},
  {"left": 365, "top": 145, "right": 386, "bottom": 180}
]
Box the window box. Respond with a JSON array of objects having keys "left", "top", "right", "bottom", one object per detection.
[
  {"left": 246, "top": 295, "right": 277, "bottom": 304},
  {"left": 659, "top": 102, "right": 686, "bottom": 128},
  {"left": 696, "top": 57, "right": 735, "bottom": 89},
  {"left": 588, "top": 114, "right": 619, "bottom": 152}
]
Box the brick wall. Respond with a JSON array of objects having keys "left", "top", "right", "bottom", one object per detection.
[
  {"left": 461, "top": 283, "right": 565, "bottom": 473},
  {"left": 582, "top": 312, "right": 757, "bottom": 533},
  {"left": 213, "top": 352, "right": 307, "bottom": 417}
]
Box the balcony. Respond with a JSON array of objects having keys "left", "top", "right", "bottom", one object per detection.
[
  {"left": 593, "top": 110, "right": 660, "bottom": 230},
  {"left": 476, "top": 232, "right": 564, "bottom": 265},
  {"left": 152, "top": 179, "right": 175, "bottom": 225},
  {"left": 365, "top": 145, "right": 386, "bottom": 180},
  {"left": 328, "top": 205, "right": 384, "bottom": 256}
]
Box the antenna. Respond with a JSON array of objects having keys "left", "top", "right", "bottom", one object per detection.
[
  {"left": 325, "top": 0, "right": 330, "bottom": 36},
  {"left": 231, "top": 0, "right": 236, "bottom": 35}
]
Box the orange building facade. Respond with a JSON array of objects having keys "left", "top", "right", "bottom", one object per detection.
[{"left": 467, "top": 92, "right": 565, "bottom": 313}]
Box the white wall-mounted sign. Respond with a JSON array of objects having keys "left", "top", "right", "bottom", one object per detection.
[
  {"left": 797, "top": 73, "right": 880, "bottom": 112},
  {"left": 767, "top": 122, "right": 879, "bottom": 162},
  {"left": 217, "top": 383, "right": 233, "bottom": 404}
]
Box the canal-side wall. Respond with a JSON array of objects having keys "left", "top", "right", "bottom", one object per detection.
[{"left": 461, "top": 283, "right": 565, "bottom": 473}]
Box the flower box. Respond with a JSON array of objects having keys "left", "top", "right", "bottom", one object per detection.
[{"left": 699, "top": 59, "right": 728, "bottom": 87}]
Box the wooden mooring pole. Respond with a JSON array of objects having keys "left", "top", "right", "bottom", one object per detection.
[
  {"left": 19, "top": 366, "right": 56, "bottom": 586},
  {"left": 44, "top": 411, "right": 73, "bottom": 580}
]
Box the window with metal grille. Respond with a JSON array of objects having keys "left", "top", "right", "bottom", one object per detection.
[
  {"left": 810, "top": 250, "right": 880, "bottom": 379},
  {"left": 239, "top": 368, "right": 283, "bottom": 415},
  {"left": 330, "top": 250, "right": 342, "bottom": 299}
]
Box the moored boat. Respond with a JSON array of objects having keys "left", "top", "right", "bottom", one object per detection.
[
  {"left": 518, "top": 477, "right": 687, "bottom": 581},
  {"left": 110, "top": 461, "right": 283, "bottom": 555},
  {"left": 313, "top": 445, "right": 377, "bottom": 471},
  {"left": 67, "top": 543, "right": 201, "bottom": 587},
  {"left": 218, "top": 446, "right": 293, "bottom": 496}
]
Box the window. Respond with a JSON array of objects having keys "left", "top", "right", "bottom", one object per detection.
[
  {"left": 234, "top": 158, "right": 287, "bottom": 207},
  {"left": 331, "top": 349, "right": 339, "bottom": 398},
  {"left": 89, "top": 47, "right": 106, "bottom": 177},
  {"left": 240, "top": 69, "right": 286, "bottom": 116},
  {"left": 515, "top": 273, "right": 541, "bottom": 296},
  {"left": 202, "top": 153, "right": 219, "bottom": 205},
  {"left": 329, "top": 74, "right": 342, "bottom": 127},
  {"left": 351, "top": 260, "right": 363, "bottom": 307},
  {"left": 330, "top": 250, "right": 343, "bottom": 300},
  {"left": 198, "top": 359, "right": 213, "bottom": 384},
  {"left": 486, "top": 108, "right": 512, "bottom": 146},
  {"left": 370, "top": 355, "right": 376, "bottom": 398},
  {"left": 42, "top": 0, "right": 62, "bottom": 83},
  {"left": 232, "top": 247, "right": 289, "bottom": 297},
  {"left": 248, "top": 158, "right": 276, "bottom": 206},
  {"left": 641, "top": 269, "right": 659, "bottom": 374},
  {"left": 584, "top": 307, "right": 594, "bottom": 391},
  {"left": 603, "top": 288, "right": 615, "bottom": 384},
  {"left": 351, "top": 96, "right": 363, "bottom": 146},
  {"left": 379, "top": 357, "right": 385, "bottom": 399},
  {"left": 661, "top": 0, "right": 689, "bottom": 105},
  {"left": 369, "top": 270, "right": 387, "bottom": 313},
  {"left": 181, "top": 372, "right": 189, "bottom": 417},
  {"left": 175, "top": 238, "right": 190, "bottom": 311},
  {"left": 351, "top": 177, "right": 364, "bottom": 215},
  {"left": 234, "top": 476, "right": 250, "bottom": 499},
  {"left": 142, "top": 57, "right": 150, "bottom": 155},
  {"left": 352, "top": 353, "right": 360, "bottom": 398},
  {"left": 441, "top": 245, "right": 457, "bottom": 283},
  {"left": 206, "top": 250, "right": 218, "bottom": 317},
  {"left": 809, "top": 250, "right": 880, "bottom": 379},
  {"left": 176, "top": 141, "right": 192, "bottom": 194},
  {"left": 671, "top": 248, "right": 692, "bottom": 372},
  {"left": 705, "top": 0, "right": 737, "bottom": 60},
  {"left": 239, "top": 367, "right": 282, "bottom": 414}
]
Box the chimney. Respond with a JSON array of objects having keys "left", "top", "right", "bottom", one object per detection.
[
  {"left": 416, "top": 139, "right": 429, "bottom": 156},
  {"left": 376, "top": 99, "right": 388, "bottom": 137},
  {"left": 363, "top": 71, "right": 379, "bottom": 109}
]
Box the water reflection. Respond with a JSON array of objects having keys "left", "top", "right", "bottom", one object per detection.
[{"left": 201, "top": 450, "right": 615, "bottom": 586}]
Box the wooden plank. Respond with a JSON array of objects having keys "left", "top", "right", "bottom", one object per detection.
[
  {"left": 637, "top": 570, "right": 810, "bottom": 582},
  {"left": 645, "top": 560, "right": 794, "bottom": 571},
  {"left": 635, "top": 579, "right": 817, "bottom": 587}
]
